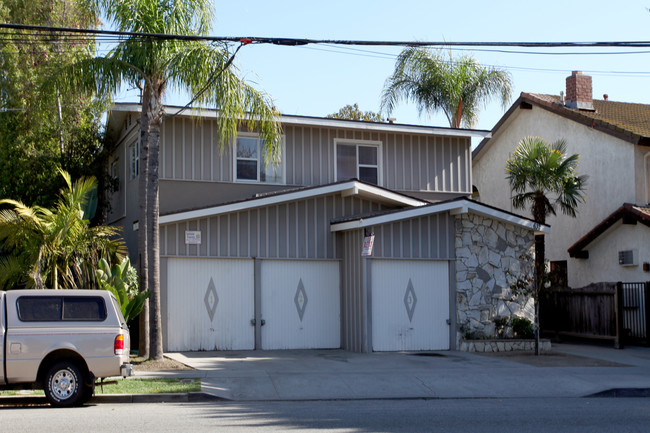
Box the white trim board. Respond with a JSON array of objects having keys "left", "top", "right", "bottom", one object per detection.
[
  {"left": 330, "top": 199, "right": 550, "bottom": 235},
  {"left": 159, "top": 180, "right": 427, "bottom": 225},
  {"left": 107, "top": 104, "right": 491, "bottom": 139}
]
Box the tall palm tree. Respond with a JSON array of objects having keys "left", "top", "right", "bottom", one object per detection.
[
  {"left": 505, "top": 136, "right": 587, "bottom": 354},
  {"left": 381, "top": 47, "right": 512, "bottom": 128},
  {"left": 54, "top": 0, "right": 282, "bottom": 359},
  {"left": 0, "top": 170, "right": 125, "bottom": 291}
]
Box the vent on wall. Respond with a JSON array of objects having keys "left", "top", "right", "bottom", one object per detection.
[{"left": 618, "top": 249, "right": 638, "bottom": 266}]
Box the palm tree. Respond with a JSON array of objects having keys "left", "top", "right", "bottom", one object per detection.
[
  {"left": 54, "top": 0, "right": 282, "bottom": 359},
  {"left": 505, "top": 136, "right": 587, "bottom": 354},
  {"left": 381, "top": 47, "right": 512, "bottom": 128},
  {"left": 0, "top": 170, "right": 125, "bottom": 291}
]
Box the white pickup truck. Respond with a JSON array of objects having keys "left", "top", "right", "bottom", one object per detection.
[{"left": 1, "top": 289, "right": 134, "bottom": 407}]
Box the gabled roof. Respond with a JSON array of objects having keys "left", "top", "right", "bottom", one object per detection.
[
  {"left": 158, "top": 179, "right": 428, "bottom": 225},
  {"left": 473, "top": 93, "right": 650, "bottom": 160},
  {"left": 568, "top": 203, "right": 650, "bottom": 258},
  {"left": 330, "top": 196, "right": 550, "bottom": 235},
  {"left": 106, "top": 103, "right": 491, "bottom": 144}
]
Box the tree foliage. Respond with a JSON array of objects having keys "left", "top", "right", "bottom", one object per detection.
[
  {"left": 97, "top": 256, "right": 149, "bottom": 322},
  {"left": 327, "top": 103, "right": 383, "bottom": 122},
  {"left": 0, "top": 0, "right": 107, "bottom": 211},
  {"left": 506, "top": 136, "right": 588, "bottom": 225},
  {"left": 0, "top": 170, "right": 125, "bottom": 291},
  {"left": 381, "top": 47, "right": 512, "bottom": 128}
]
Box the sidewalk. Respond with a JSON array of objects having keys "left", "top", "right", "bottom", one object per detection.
[{"left": 157, "top": 343, "right": 650, "bottom": 401}]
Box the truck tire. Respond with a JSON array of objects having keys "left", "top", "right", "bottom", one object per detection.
[{"left": 44, "top": 361, "right": 84, "bottom": 407}]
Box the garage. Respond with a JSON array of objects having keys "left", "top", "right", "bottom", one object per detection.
[
  {"left": 166, "top": 257, "right": 255, "bottom": 351},
  {"left": 260, "top": 260, "right": 340, "bottom": 349},
  {"left": 165, "top": 257, "right": 340, "bottom": 351},
  {"left": 371, "top": 260, "right": 450, "bottom": 351}
]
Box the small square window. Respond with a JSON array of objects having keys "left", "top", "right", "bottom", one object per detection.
[
  {"left": 235, "top": 135, "right": 283, "bottom": 184},
  {"left": 335, "top": 140, "right": 381, "bottom": 185}
]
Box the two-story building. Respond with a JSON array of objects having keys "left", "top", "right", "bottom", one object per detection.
[
  {"left": 473, "top": 71, "right": 650, "bottom": 289},
  {"left": 106, "top": 104, "right": 546, "bottom": 353}
]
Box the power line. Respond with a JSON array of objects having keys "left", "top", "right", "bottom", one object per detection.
[{"left": 2, "top": 22, "right": 650, "bottom": 49}]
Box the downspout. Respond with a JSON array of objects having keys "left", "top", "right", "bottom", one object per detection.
[{"left": 645, "top": 152, "right": 650, "bottom": 204}]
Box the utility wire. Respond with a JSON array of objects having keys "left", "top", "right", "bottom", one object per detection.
[{"left": 2, "top": 22, "right": 650, "bottom": 48}]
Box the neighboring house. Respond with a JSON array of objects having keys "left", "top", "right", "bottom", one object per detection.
[
  {"left": 105, "top": 104, "right": 546, "bottom": 352},
  {"left": 473, "top": 71, "right": 650, "bottom": 288}
]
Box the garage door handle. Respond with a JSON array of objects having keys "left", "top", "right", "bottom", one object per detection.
[{"left": 250, "top": 318, "right": 266, "bottom": 326}]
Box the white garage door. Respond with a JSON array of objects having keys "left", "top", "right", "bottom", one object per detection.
[
  {"left": 371, "top": 260, "right": 449, "bottom": 351},
  {"left": 261, "top": 260, "right": 340, "bottom": 349},
  {"left": 167, "top": 258, "right": 254, "bottom": 351}
]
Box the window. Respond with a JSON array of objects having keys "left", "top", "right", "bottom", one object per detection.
[
  {"left": 235, "top": 134, "right": 283, "bottom": 183},
  {"left": 335, "top": 140, "right": 381, "bottom": 185},
  {"left": 111, "top": 158, "right": 120, "bottom": 192},
  {"left": 17, "top": 296, "right": 107, "bottom": 322},
  {"left": 128, "top": 140, "right": 139, "bottom": 180}
]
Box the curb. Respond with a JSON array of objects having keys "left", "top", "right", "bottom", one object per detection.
[{"left": 0, "top": 392, "right": 224, "bottom": 407}]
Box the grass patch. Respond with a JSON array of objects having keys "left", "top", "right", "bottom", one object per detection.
[
  {"left": 0, "top": 378, "right": 200, "bottom": 396},
  {"left": 96, "top": 378, "right": 201, "bottom": 394}
]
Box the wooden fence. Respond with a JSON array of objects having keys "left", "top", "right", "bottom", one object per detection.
[{"left": 540, "top": 282, "right": 649, "bottom": 348}]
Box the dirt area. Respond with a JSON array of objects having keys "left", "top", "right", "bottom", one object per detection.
[{"left": 131, "top": 356, "right": 193, "bottom": 372}]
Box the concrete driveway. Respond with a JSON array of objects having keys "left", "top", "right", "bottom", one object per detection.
[{"left": 162, "top": 343, "right": 650, "bottom": 401}]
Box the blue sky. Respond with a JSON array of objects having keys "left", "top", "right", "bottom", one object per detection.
[{"left": 111, "top": 0, "right": 650, "bottom": 137}]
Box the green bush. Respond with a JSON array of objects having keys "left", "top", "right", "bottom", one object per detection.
[{"left": 511, "top": 317, "right": 534, "bottom": 339}]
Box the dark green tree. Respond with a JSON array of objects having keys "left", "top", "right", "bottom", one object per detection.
[{"left": 0, "top": 0, "right": 107, "bottom": 211}]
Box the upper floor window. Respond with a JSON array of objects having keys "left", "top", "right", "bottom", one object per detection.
[
  {"left": 111, "top": 158, "right": 120, "bottom": 192},
  {"left": 235, "top": 134, "right": 283, "bottom": 183},
  {"left": 335, "top": 139, "right": 382, "bottom": 185},
  {"left": 128, "top": 140, "right": 139, "bottom": 180}
]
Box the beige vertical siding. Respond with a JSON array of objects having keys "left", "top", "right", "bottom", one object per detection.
[
  {"left": 159, "top": 118, "right": 471, "bottom": 194},
  {"left": 160, "top": 194, "right": 389, "bottom": 260},
  {"left": 371, "top": 213, "right": 454, "bottom": 259},
  {"left": 339, "top": 229, "right": 368, "bottom": 352}
]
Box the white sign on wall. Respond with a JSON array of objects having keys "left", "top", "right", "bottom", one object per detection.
[
  {"left": 185, "top": 230, "right": 202, "bottom": 245},
  {"left": 362, "top": 235, "right": 375, "bottom": 256}
]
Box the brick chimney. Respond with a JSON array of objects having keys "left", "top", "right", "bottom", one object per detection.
[{"left": 565, "top": 71, "right": 594, "bottom": 111}]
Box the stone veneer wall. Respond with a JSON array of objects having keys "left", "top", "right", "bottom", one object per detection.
[{"left": 455, "top": 213, "right": 535, "bottom": 346}]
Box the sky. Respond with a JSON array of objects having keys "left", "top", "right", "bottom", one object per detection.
[{"left": 110, "top": 0, "right": 650, "bottom": 143}]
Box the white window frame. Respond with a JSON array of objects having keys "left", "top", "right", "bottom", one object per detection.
[
  {"left": 334, "top": 138, "right": 383, "bottom": 186},
  {"left": 128, "top": 140, "right": 139, "bottom": 180},
  {"left": 233, "top": 132, "right": 286, "bottom": 184}
]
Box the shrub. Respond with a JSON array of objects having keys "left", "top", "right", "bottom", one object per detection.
[{"left": 511, "top": 317, "right": 534, "bottom": 339}]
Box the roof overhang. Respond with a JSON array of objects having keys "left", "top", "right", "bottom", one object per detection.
[
  {"left": 568, "top": 203, "right": 650, "bottom": 257},
  {"left": 158, "top": 180, "right": 427, "bottom": 225},
  {"left": 330, "top": 198, "right": 549, "bottom": 235},
  {"left": 106, "top": 103, "right": 491, "bottom": 144}
]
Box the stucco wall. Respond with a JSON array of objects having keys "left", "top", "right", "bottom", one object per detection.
[
  {"left": 570, "top": 221, "right": 650, "bottom": 284},
  {"left": 455, "top": 213, "right": 535, "bottom": 344},
  {"left": 473, "top": 104, "right": 638, "bottom": 287}
]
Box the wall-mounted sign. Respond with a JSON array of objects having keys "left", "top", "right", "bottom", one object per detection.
[
  {"left": 185, "top": 230, "right": 202, "bottom": 245},
  {"left": 362, "top": 235, "right": 375, "bottom": 256}
]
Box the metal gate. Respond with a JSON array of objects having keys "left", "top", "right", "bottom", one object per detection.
[{"left": 620, "top": 282, "right": 649, "bottom": 344}]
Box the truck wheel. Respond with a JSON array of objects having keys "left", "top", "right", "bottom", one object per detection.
[{"left": 44, "top": 362, "right": 83, "bottom": 407}]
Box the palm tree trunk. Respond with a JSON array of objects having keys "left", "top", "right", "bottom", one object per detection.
[
  {"left": 147, "top": 89, "right": 163, "bottom": 361},
  {"left": 137, "top": 85, "right": 151, "bottom": 359},
  {"left": 534, "top": 233, "right": 545, "bottom": 356}
]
